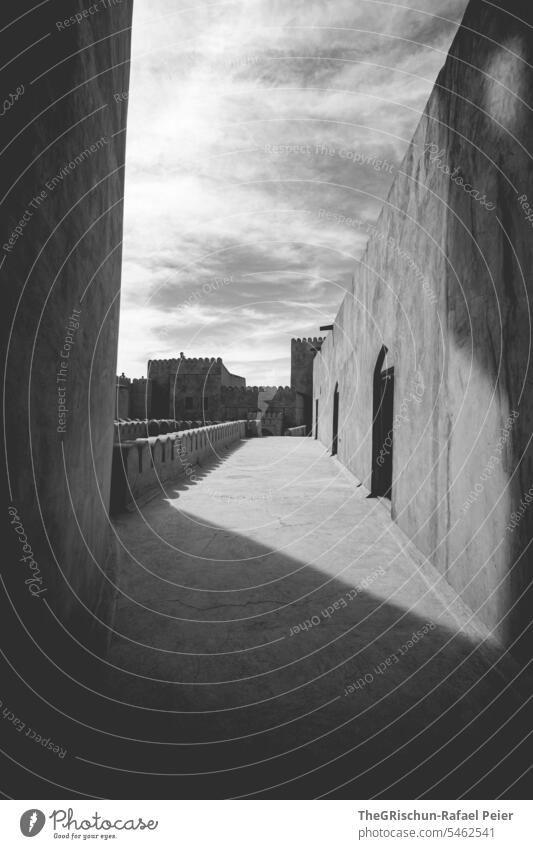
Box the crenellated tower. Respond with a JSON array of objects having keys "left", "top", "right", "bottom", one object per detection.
[{"left": 290, "top": 337, "right": 324, "bottom": 430}]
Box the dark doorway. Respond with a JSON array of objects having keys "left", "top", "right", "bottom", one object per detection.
[
  {"left": 371, "top": 347, "right": 394, "bottom": 498},
  {"left": 315, "top": 399, "right": 318, "bottom": 439},
  {"left": 304, "top": 394, "right": 313, "bottom": 434},
  {"left": 332, "top": 383, "right": 339, "bottom": 456}
]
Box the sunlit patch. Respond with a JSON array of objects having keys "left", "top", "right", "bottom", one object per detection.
[{"left": 482, "top": 36, "right": 526, "bottom": 131}]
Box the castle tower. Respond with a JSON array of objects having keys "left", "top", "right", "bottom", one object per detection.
[
  {"left": 290, "top": 338, "right": 324, "bottom": 430},
  {"left": 130, "top": 377, "right": 152, "bottom": 420},
  {"left": 115, "top": 373, "right": 131, "bottom": 419}
]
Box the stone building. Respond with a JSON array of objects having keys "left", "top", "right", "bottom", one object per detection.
[
  {"left": 291, "top": 337, "right": 324, "bottom": 430},
  {"left": 147, "top": 354, "right": 245, "bottom": 420},
  {"left": 220, "top": 384, "right": 302, "bottom": 434},
  {"left": 116, "top": 340, "right": 322, "bottom": 432},
  {"left": 219, "top": 385, "right": 269, "bottom": 421},
  {"left": 129, "top": 376, "right": 152, "bottom": 420},
  {"left": 312, "top": 0, "right": 533, "bottom": 662}
]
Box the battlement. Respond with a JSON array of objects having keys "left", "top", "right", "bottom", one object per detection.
[
  {"left": 116, "top": 375, "right": 152, "bottom": 385},
  {"left": 176, "top": 356, "right": 220, "bottom": 366},
  {"left": 291, "top": 337, "right": 324, "bottom": 346},
  {"left": 148, "top": 356, "right": 223, "bottom": 373},
  {"left": 222, "top": 386, "right": 256, "bottom": 395},
  {"left": 147, "top": 358, "right": 180, "bottom": 373},
  {"left": 222, "top": 385, "right": 291, "bottom": 394},
  {"left": 291, "top": 337, "right": 322, "bottom": 399},
  {"left": 111, "top": 420, "right": 247, "bottom": 513}
]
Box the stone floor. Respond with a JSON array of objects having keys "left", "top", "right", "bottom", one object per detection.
[{"left": 100, "top": 437, "right": 531, "bottom": 798}]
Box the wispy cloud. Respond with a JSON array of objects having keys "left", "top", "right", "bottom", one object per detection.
[{"left": 118, "top": 0, "right": 468, "bottom": 383}]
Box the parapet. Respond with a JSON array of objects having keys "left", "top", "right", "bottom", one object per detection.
[
  {"left": 147, "top": 358, "right": 181, "bottom": 373},
  {"left": 222, "top": 386, "right": 258, "bottom": 395},
  {"left": 178, "top": 356, "right": 218, "bottom": 365},
  {"left": 148, "top": 356, "right": 220, "bottom": 373},
  {"left": 110, "top": 420, "right": 248, "bottom": 513},
  {"left": 221, "top": 385, "right": 292, "bottom": 394},
  {"left": 291, "top": 337, "right": 325, "bottom": 346}
]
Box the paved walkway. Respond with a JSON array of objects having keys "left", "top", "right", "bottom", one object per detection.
[{"left": 105, "top": 438, "right": 530, "bottom": 798}]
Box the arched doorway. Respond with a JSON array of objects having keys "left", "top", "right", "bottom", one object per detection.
[
  {"left": 371, "top": 347, "right": 394, "bottom": 498},
  {"left": 332, "top": 383, "right": 339, "bottom": 455}
]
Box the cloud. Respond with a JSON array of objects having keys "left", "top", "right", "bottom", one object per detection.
[{"left": 118, "top": 0, "right": 468, "bottom": 383}]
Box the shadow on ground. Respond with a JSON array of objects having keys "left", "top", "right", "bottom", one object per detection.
[{"left": 2, "top": 440, "right": 531, "bottom": 799}]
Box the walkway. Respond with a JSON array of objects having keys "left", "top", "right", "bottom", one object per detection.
[{"left": 104, "top": 437, "right": 530, "bottom": 798}]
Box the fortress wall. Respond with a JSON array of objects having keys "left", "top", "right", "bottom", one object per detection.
[
  {"left": 314, "top": 0, "right": 533, "bottom": 658},
  {"left": 170, "top": 370, "right": 223, "bottom": 420},
  {"left": 111, "top": 420, "right": 247, "bottom": 512},
  {"left": 149, "top": 357, "right": 234, "bottom": 418},
  {"left": 220, "top": 385, "right": 260, "bottom": 419},
  {"left": 115, "top": 383, "right": 131, "bottom": 419},
  {"left": 220, "top": 363, "right": 246, "bottom": 387},
  {"left": 220, "top": 385, "right": 298, "bottom": 422},
  {"left": 291, "top": 338, "right": 324, "bottom": 396},
  {"left": 130, "top": 377, "right": 152, "bottom": 420}
]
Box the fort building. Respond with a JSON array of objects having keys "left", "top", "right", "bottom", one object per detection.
[
  {"left": 291, "top": 337, "right": 324, "bottom": 431},
  {"left": 116, "top": 339, "right": 324, "bottom": 433},
  {"left": 149, "top": 354, "right": 245, "bottom": 420}
]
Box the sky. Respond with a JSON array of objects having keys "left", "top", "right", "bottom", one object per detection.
[{"left": 117, "top": 0, "right": 469, "bottom": 385}]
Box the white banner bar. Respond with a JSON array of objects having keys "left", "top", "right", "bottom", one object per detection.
[{"left": 1, "top": 800, "right": 530, "bottom": 848}]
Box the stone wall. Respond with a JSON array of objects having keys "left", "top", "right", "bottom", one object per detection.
[
  {"left": 3, "top": 1, "right": 133, "bottom": 652},
  {"left": 147, "top": 357, "right": 190, "bottom": 417},
  {"left": 113, "top": 418, "right": 218, "bottom": 441},
  {"left": 220, "top": 363, "right": 246, "bottom": 387},
  {"left": 115, "top": 375, "right": 131, "bottom": 419},
  {"left": 262, "top": 411, "right": 285, "bottom": 437},
  {"left": 169, "top": 363, "right": 223, "bottom": 421},
  {"left": 221, "top": 385, "right": 302, "bottom": 429},
  {"left": 291, "top": 337, "right": 323, "bottom": 429},
  {"left": 246, "top": 419, "right": 262, "bottom": 438},
  {"left": 266, "top": 386, "right": 303, "bottom": 429},
  {"left": 285, "top": 426, "right": 308, "bottom": 437},
  {"left": 221, "top": 385, "right": 265, "bottom": 419},
  {"left": 130, "top": 377, "right": 152, "bottom": 419},
  {"left": 148, "top": 356, "right": 246, "bottom": 419},
  {"left": 313, "top": 0, "right": 533, "bottom": 660},
  {"left": 291, "top": 337, "right": 324, "bottom": 396},
  {"left": 111, "top": 421, "right": 247, "bottom": 512}
]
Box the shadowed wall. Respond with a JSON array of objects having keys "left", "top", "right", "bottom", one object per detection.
[{"left": 2, "top": 0, "right": 133, "bottom": 652}]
